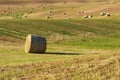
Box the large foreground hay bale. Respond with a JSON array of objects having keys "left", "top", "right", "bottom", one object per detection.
[{"left": 25, "top": 34, "right": 46, "bottom": 53}]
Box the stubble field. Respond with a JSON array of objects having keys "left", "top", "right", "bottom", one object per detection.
[{"left": 0, "top": 0, "right": 120, "bottom": 80}]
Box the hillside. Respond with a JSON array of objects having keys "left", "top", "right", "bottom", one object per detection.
[
  {"left": 0, "top": 0, "right": 119, "bottom": 4},
  {"left": 0, "top": 1, "right": 120, "bottom": 80},
  {"left": 0, "top": 19, "right": 120, "bottom": 48},
  {"left": 0, "top": 1, "right": 119, "bottom": 19},
  {"left": 0, "top": 19, "right": 120, "bottom": 80}
]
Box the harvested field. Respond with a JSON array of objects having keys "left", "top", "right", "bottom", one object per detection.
[{"left": 0, "top": 0, "right": 120, "bottom": 79}]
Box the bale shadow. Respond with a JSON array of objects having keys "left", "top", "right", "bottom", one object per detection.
[{"left": 45, "top": 52, "right": 82, "bottom": 55}]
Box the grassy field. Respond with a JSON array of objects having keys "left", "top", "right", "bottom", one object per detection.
[
  {"left": 0, "top": 19, "right": 120, "bottom": 80},
  {"left": 0, "top": 0, "right": 120, "bottom": 80}
]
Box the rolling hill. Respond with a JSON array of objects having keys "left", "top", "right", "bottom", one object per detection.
[
  {"left": 0, "top": 0, "right": 120, "bottom": 80},
  {"left": 0, "top": 19, "right": 120, "bottom": 80},
  {"left": 0, "top": 0, "right": 119, "bottom": 3}
]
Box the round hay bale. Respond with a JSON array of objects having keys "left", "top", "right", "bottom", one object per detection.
[
  {"left": 50, "top": 7, "right": 53, "bottom": 10},
  {"left": 25, "top": 34, "right": 46, "bottom": 53},
  {"left": 49, "top": 13, "right": 54, "bottom": 16},
  {"left": 64, "top": 12, "right": 66, "bottom": 15},
  {"left": 83, "top": 15, "right": 88, "bottom": 18},
  {"left": 25, "top": 16, "right": 27, "bottom": 18},
  {"left": 100, "top": 12, "right": 106, "bottom": 16},
  {"left": 31, "top": 8, "right": 34, "bottom": 10},
  {"left": 46, "top": 16, "right": 51, "bottom": 19},
  {"left": 106, "top": 13, "right": 110, "bottom": 17},
  {"left": 64, "top": 2, "right": 66, "bottom": 4},
  {"left": 88, "top": 15, "right": 93, "bottom": 18},
  {"left": 49, "top": 10, "right": 53, "bottom": 14},
  {"left": 78, "top": 11, "right": 81, "bottom": 14},
  {"left": 81, "top": 11, "right": 84, "bottom": 13},
  {"left": 37, "top": 6, "right": 40, "bottom": 8}
]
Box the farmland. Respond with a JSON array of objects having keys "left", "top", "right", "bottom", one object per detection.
[{"left": 0, "top": 0, "right": 120, "bottom": 80}]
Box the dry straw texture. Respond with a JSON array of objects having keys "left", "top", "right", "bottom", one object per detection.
[{"left": 25, "top": 34, "right": 46, "bottom": 53}]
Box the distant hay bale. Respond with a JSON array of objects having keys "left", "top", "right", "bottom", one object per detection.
[
  {"left": 64, "top": 12, "right": 66, "bottom": 15},
  {"left": 64, "top": 2, "right": 66, "bottom": 4},
  {"left": 31, "top": 8, "right": 34, "bottom": 10},
  {"left": 78, "top": 11, "right": 84, "bottom": 14},
  {"left": 8, "top": 7, "right": 11, "bottom": 9},
  {"left": 49, "top": 13, "right": 54, "bottom": 16},
  {"left": 88, "top": 15, "right": 93, "bottom": 18},
  {"left": 81, "top": 11, "right": 84, "bottom": 13},
  {"left": 106, "top": 13, "right": 110, "bottom": 17},
  {"left": 25, "top": 34, "right": 46, "bottom": 53},
  {"left": 29, "top": 11, "right": 33, "bottom": 14},
  {"left": 49, "top": 10, "right": 53, "bottom": 13},
  {"left": 46, "top": 16, "right": 50, "bottom": 19},
  {"left": 27, "top": 12, "right": 30, "bottom": 14},
  {"left": 8, "top": 11, "right": 11, "bottom": 14},
  {"left": 78, "top": 11, "right": 81, "bottom": 14},
  {"left": 43, "top": 6, "right": 45, "bottom": 9},
  {"left": 100, "top": 12, "right": 106, "bottom": 16},
  {"left": 50, "top": 7, "right": 53, "bottom": 10},
  {"left": 83, "top": 15, "right": 88, "bottom": 18},
  {"left": 37, "top": 5, "right": 40, "bottom": 8},
  {"left": 25, "top": 16, "right": 27, "bottom": 18},
  {"left": 4, "top": 11, "right": 6, "bottom": 13},
  {"left": 1, "top": 13, "right": 4, "bottom": 15},
  {"left": 6, "top": 14, "right": 9, "bottom": 16}
]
